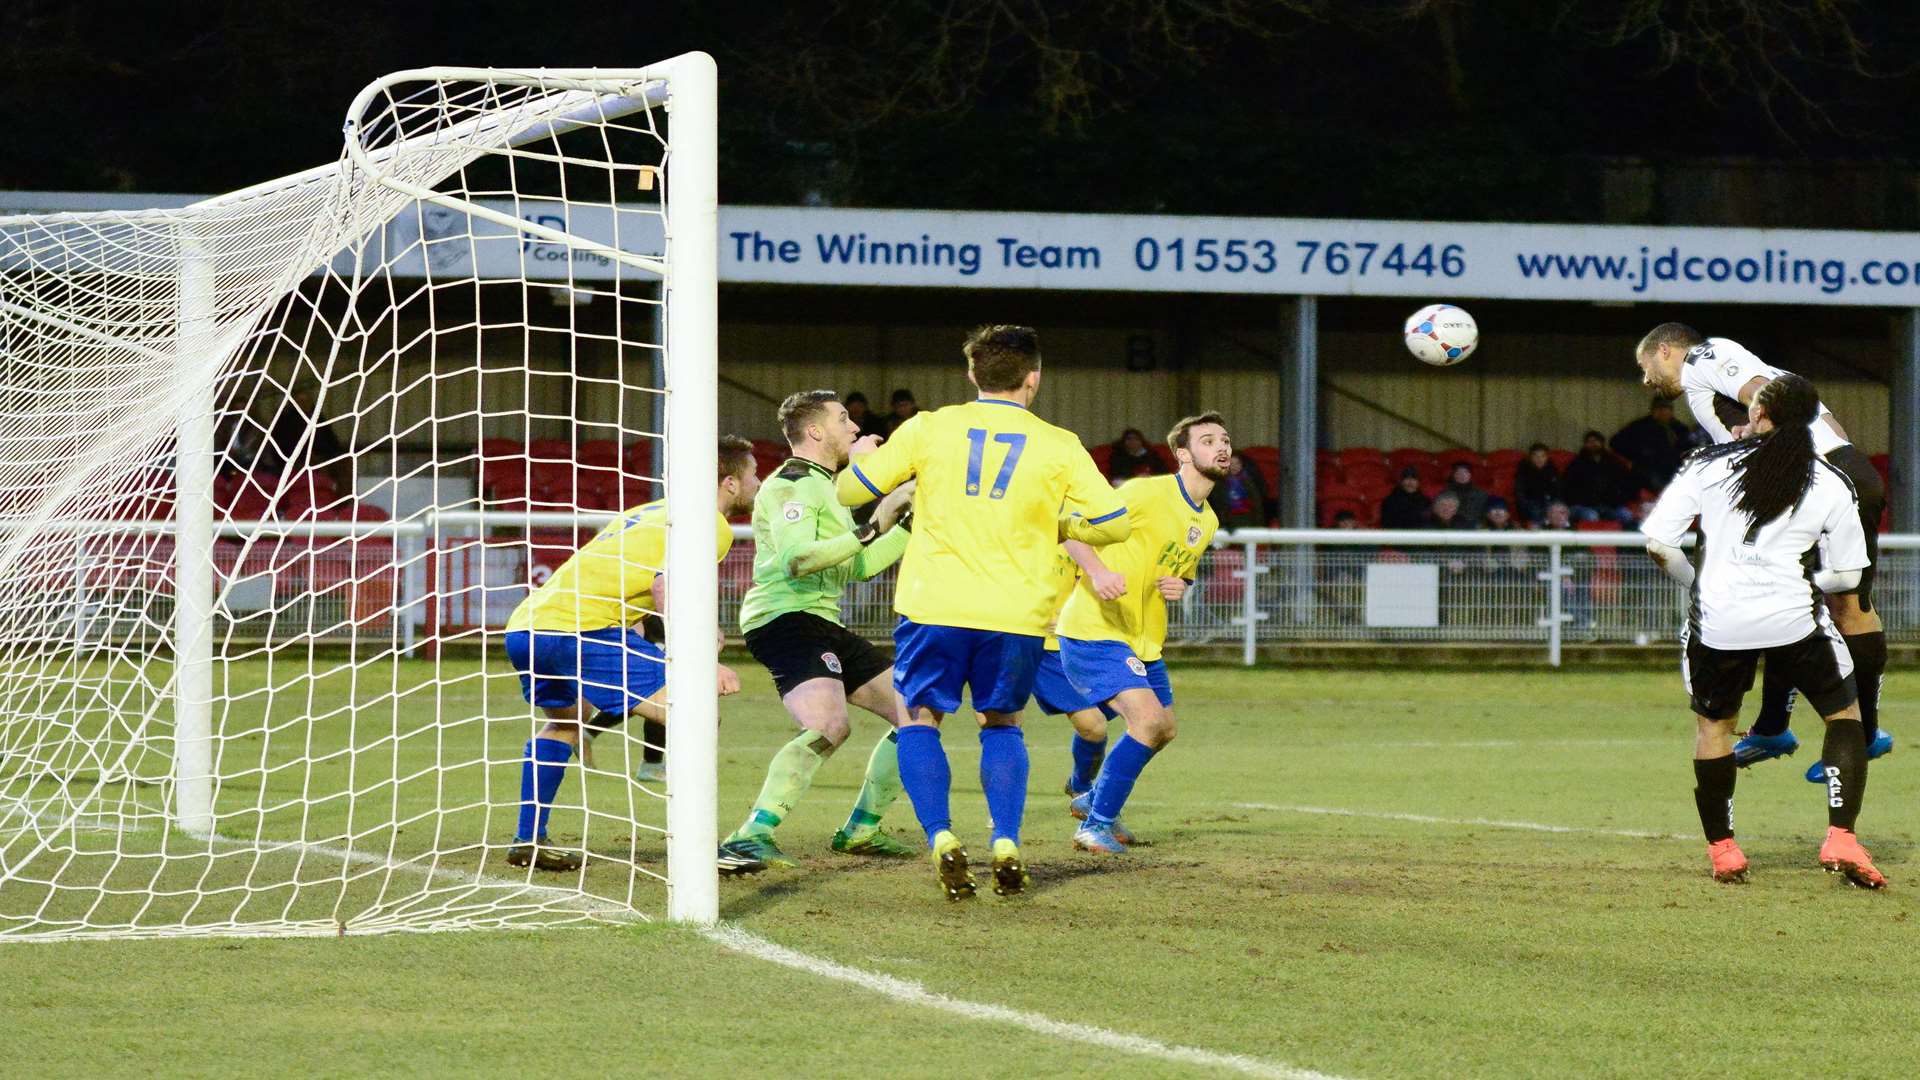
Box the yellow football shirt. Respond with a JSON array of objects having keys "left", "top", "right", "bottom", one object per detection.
[
  {"left": 1043, "top": 547, "right": 1079, "bottom": 653},
  {"left": 506, "top": 499, "right": 734, "bottom": 633},
  {"left": 837, "top": 399, "right": 1127, "bottom": 637},
  {"left": 1057, "top": 474, "right": 1218, "bottom": 661}
]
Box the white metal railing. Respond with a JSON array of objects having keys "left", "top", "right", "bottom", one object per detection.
[{"left": 43, "top": 516, "right": 1920, "bottom": 667}]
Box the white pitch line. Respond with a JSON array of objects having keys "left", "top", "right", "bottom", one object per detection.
[
  {"left": 702, "top": 924, "right": 1354, "bottom": 1080},
  {"left": 1234, "top": 802, "right": 1691, "bottom": 841},
  {"left": 1345, "top": 738, "right": 1663, "bottom": 750}
]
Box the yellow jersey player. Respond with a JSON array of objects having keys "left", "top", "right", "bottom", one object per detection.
[
  {"left": 502, "top": 437, "right": 758, "bottom": 874},
  {"left": 836, "top": 325, "right": 1130, "bottom": 900},
  {"left": 1034, "top": 546, "right": 1134, "bottom": 840},
  {"left": 1056, "top": 413, "right": 1227, "bottom": 854}
]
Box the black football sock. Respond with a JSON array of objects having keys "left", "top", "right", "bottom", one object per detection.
[
  {"left": 1821, "top": 718, "right": 1867, "bottom": 832},
  {"left": 642, "top": 719, "right": 666, "bottom": 765},
  {"left": 1748, "top": 660, "right": 1796, "bottom": 738},
  {"left": 1843, "top": 631, "right": 1887, "bottom": 748},
  {"left": 1693, "top": 754, "right": 1737, "bottom": 843}
]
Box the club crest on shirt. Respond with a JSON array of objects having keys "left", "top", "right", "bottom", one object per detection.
[
  {"left": 1126, "top": 656, "right": 1148, "bottom": 676},
  {"left": 1187, "top": 524, "right": 1203, "bottom": 546},
  {"left": 783, "top": 500, "right": 804, "bottom": 522},
  {"left": 821, "top": 651, "right": 842, "bottom": 674}
]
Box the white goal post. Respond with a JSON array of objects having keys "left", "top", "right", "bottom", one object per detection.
[{"left": 0, "top": 55, "right": 720, "bottom": 938}]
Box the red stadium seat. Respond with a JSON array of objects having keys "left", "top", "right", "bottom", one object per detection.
[
  {"left": 1244, "top": 445, "right": 1284, "bottom": 499},
  {"left": 1343, "top": 460, "right": 1395, "bottom": 497},
  {"left": 1314, "top": 460, "right": 1345, "bottom": 491},
  {"left": 1318, "top": 496, "right": 1372, "bottom": 528},
  {"left": 1149, "top": 444, "right": 1177, "bottom": 473},
  {"left": 1088, "top": 442, "right": 1114, "bottom": 475},
  {"left": 577, "top": 439, "right": 621, "bottom": 467},
  {"left": 1574, "top": 519, "right": 1623, "bottom": 532},
  {"left": 527, "top": 438, "right": 575, "bottom": 461},
  {"left": 750, "top": 439, "right": 787, "bottom": 478},
  {"left": 623, "top": 439, "right": 656, "bottom": 482},
  {"left": 217, "top": 473, "right": 277, "bottom": 521},
  {"left": 1337, "top": 447, "right": 1385, "bottom": 468},
  {"left": 1387, "top": 448, "right": 1435, "bottom": 475},
  {"left": 1485, "top": 448, "right": 1526, "bottom": 472},
  {"left": 1871, "top": 453, "right": 1892, "bottom": 485},
  {"left": 1548, "top": 448, "right": 1576, "bottom": 472}
]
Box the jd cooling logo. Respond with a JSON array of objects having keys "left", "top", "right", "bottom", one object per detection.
[{"left": 522, "top": 213, "right": 615, "bottom": 268}]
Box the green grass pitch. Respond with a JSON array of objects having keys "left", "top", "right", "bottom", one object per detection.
[{"left": 4, "top": 660, "right": 1917, "bottom": 1078}]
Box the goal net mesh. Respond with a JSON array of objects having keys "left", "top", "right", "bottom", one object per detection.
[{"left": 0, "top": 68, "right": 697, "bottom": 939}]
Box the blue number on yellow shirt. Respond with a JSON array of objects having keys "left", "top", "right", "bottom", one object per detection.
[{"left": 964, "top": 429, "right": 1027, "bottom": 499}]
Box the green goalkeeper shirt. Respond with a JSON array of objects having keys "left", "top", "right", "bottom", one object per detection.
[{"left": 738, "top": 457, "right": 911, "bottom": 634}]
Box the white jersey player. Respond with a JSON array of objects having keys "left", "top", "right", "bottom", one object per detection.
[{"left": 1640, "top": 373, "right": 1884, "bottom": 889}]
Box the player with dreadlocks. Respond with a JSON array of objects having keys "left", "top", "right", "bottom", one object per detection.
[{"left": 1640, "top": 374, "right": 1885, "bottom": 888}]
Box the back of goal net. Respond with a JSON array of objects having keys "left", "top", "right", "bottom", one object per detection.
[{"left": 0, "top": 59, "right": 721, "bottom": 940}]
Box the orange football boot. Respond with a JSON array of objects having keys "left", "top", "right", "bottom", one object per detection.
[
  {"left": 1818, "top": 827, "right": 1888, "bottom": 890},
  {"left": 1707, "top": 837, "right": 1749, "bottom": 884}
]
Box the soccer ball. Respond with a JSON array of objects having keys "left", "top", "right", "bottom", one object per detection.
[{"left": 1403, "top": 303, "right": 1478, "bottom": 367}]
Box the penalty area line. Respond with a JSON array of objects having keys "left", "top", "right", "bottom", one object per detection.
[
  {"left": 1234, "top": 803, "right": 1691, "bottom": 841},
  {"left": 701, "top": 924, "right": 1354, "bottom": 1080}
]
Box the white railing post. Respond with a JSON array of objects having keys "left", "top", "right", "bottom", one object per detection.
[
  {"left": 1537, "top": 541, "right": 1566, "bottom": 668},
  {"left": 1238, "top": 540, "right": 1265, "bottom": 667}
]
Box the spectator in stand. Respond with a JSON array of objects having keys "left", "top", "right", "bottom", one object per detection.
[
  {"left": 880, "top": 388, "right": 919, "bottom": 438},
  {"left": 843, "top": 392, "right": 875, "bottom": 438},
  {"left": 1610, "top": 396, "right": 1695, "bottom": 494},
  {"left": 1441, "top": 461, "right": 1488, "bottom": 525},
  {"left": 1539, "top": 499, "right": 1594, "bottom": 628},
  {"left": 1106, "top": 427, "right": 1171, "bottom": 482},
  {"left": 1513, "top": 442, "right": 1562, "bottom": 525},
  {"left": 1208, "top": 450, "right": 1270, "bottom": 529},
  {"left": 1429, "top": 490, "right": 1474, "bottom": 531},
  {"left": 1563, "top": 430, "right": 1633, "bottom": 525},
  {"left": 256, "top": 385, "right": 346, "bottom": 479},
  {"left": 1333, "top": 509, "right": 1362, "bottom": 529},
  {"left": 1379, "top": 467, "right": 1432, "bottom": 529},
  {"left": 1478, "top": 497, "right": 1530, "bottom": 624}
]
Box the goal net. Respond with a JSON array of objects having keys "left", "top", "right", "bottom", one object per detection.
[{"left": 0, "top": 57, "right": 720, "bottom": 939}]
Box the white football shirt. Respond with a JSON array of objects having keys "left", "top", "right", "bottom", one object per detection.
[
  {"left": 1641, "top": 447, "right": 1868, "bottom": 650},
  {"left": 1679, "top": 337, "right": 1845, "bottom": 454}
]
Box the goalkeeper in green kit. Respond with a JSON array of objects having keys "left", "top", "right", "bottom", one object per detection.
[{"left": 718, "top": 390, "right": 919, "bottom": 868}]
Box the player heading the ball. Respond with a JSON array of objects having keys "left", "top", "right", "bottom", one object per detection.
[
  {"left": 1634, "top": 323, "right": 1892, "bottom": 784},
  {"left": 837, "top": 325, "right": 1131, "bottom": 900}
]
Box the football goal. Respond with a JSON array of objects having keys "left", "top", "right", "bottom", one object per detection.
[{"left": 0, "top": 55, "right": 720, "bottom": 939}]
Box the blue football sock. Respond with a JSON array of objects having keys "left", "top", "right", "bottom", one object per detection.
[
  {"left": 1088, "top": 733, "right": 1157, "bottom": 824},
  {"left": 1068, "top": 734, "right": 1106, "bottom": 794},
  {"left": 515, "top": 737, "right": 575, "bottom": 843},
  {"left": 893, "top": 725, "right": 952, "bottom": 844},
  {"left": 979, "top": 725, "right": 1030, "bottom": 846}
]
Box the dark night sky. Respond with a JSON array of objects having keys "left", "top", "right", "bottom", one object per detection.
[{"left": 3, "top": 1, "right": 1917, "bottom": 225}]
